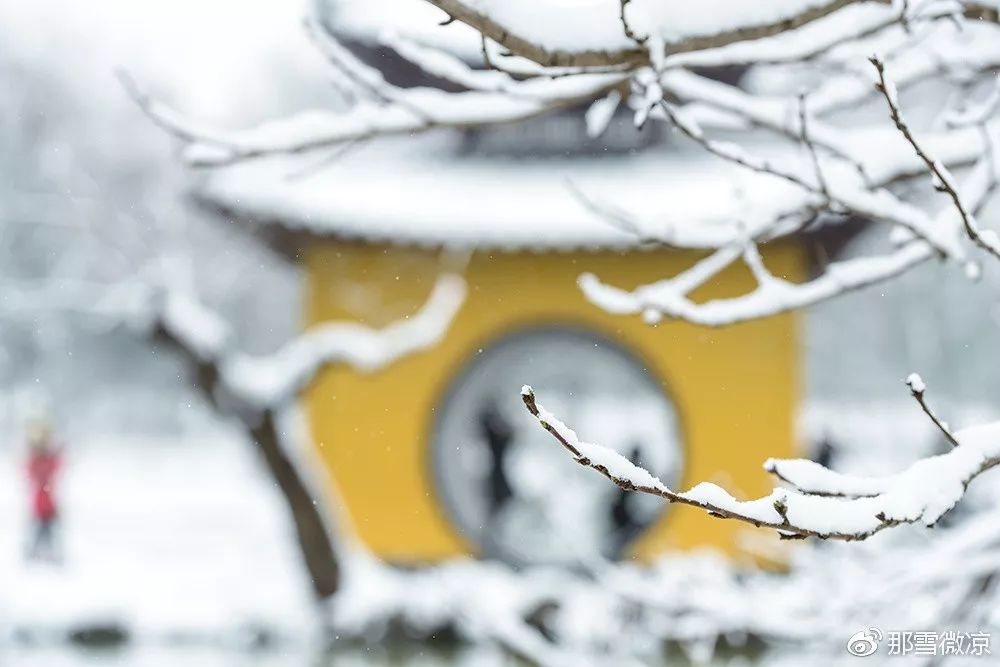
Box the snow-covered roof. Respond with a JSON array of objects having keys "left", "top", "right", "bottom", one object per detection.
[{"left": 198, "top": 134, "right": 799, "bottom": 251}]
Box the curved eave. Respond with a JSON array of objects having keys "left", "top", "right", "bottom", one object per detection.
[
  {"left": 198, "top": 198, "right": 643, "bottom": 254},
  {"left": 196, "top": 137, "right": 797, "bottom": 253}
]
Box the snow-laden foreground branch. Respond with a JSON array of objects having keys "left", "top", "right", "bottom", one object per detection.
[
  {"left": 420, "top": 0, "right": 999, "bottom": 68},
  {"left": 522, "top": 383, "right": 1000, "bottom": 541},
  {"left": 118, "top": 17, "right": 625, "bottom": 168},
  {"left": 580, "top": 54, "right": 1000, "bottom": 325},
  {"left": 130, "top": 0, "right": 1000, "bottom": 328}
]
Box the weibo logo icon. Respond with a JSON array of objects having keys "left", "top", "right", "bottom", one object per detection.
[{"left": 847, "top": 627, "right": 883, "bottom": 657}]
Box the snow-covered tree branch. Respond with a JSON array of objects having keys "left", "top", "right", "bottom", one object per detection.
[
  {"left": 151, "top": 272, "right": 465, "bottom": 412},
  {"left": 128, "top": 1, "right": 1000, "bottom": 303},
  {"left": 118, "top": 16, "right": 626, "bottom": 168},
  {"left": 522, "top": 382, "right": 1000, "bottom": 541},
  {"left": 423, "top": 0, "right": 999, "bottom": 69},
  {"left": 3, "top": 262, "right": 465, "bottom": 601},
  {"left": 150, "top": 274, "right": 463, "bottom": 600},
  {"left": 518, "top": 50, "right": 1000, "bottom": 540}
]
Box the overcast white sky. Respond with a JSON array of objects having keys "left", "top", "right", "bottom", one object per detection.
[{"left": 0, "top": 0, "right": 332, "bottom": 122}]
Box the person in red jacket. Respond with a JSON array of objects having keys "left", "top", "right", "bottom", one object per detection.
[{"left": 25, "top": 420, "right": 62, "bottom": 562}]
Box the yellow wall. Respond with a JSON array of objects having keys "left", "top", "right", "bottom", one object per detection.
[{"left": 303, "top": 242, "right": 803, "bottom": 563}]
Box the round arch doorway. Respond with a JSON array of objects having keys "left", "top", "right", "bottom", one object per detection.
[{"left": 431, "top": 326, "right": 684, "bottom": 566}]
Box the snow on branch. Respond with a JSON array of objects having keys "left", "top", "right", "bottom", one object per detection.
[
  {"left": 423, "top": 0, "right": 995, "bottom": 69},
  {"left": 573, "top": 36, "right": 1000, "bottom": 327},
  {"left": 657, "top": 100, "right": 820, "bottom": 193},
  {"left": 120, "top": 19, "right": 624, "bottom": 168},
  {"left": 160, "top": 284, "right": 232, "bottom": 360},
  {"left": 221, "top": 274, "right": 466, "bottom": 408},
  {"left": 521, "top": 385, "right": 1000, "bottom": 541},
  {"left": 945, "top": 76, "right": 1000, "bottom": 129},
  {"left": 580, "top": 106, "right": 1000, "bottom": 322},
  {"left": 654, "top": 94, "right": 964, "bottom": 257},
  {"left": 659, "top": 2, "right": 908, "bottom": 70},
  {"left": 657, "top": 69, "right": 871, "bottom": 178},
  {"left": 580, "top": 241, "right": 932, "bottom": 326},
  {"left": 377, "top": 31, "right": 613, "bottom": 101},
  {"left": 157, "top": 274, "right": 466, "bottom": 410},
  {"left": 127, "top": 0, "right": 1000, "bottom": 188},
  {"left": 871, "top": 55, "right": 1000, "bottom": 261},
  {"left": 330, "top": 500, "right": 1000, "bottom": 663},
  {"left": 572, "top": 112, "right": 996, "bottom": 254},
  {"left": 3, "top": 264, "right": 465, "bottom": 477},
  {"left": 659, "top": 26, "right": 1000, "bottom": 158},
  {"left": 578, "top": 150, "right": 998, "bottom": 326},
  {"left": 805, "top": 33, "right": 1000, "bottom": 120}
]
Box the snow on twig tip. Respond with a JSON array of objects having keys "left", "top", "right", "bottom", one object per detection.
[
  {"left": 585, "top": 89, "right": 621, "bottom": 138},
  {"left": 904, "top": 372, "right": 960, "bottom": 448},
  {"left": 906, "top": 372, "right": 926, "bottom": 394}
]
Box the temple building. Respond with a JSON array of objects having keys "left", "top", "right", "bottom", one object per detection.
[{"left": 194, "top": 2, "right": 852, "bottom": 566}]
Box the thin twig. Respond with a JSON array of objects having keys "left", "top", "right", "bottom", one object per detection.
[
  {"left": 871, "top": 55, "right": 1000, "bottom": 261},
  {"left": 798, "top": 93, "right": 831, "bottom": 199},
  {"left": 657, "top": 97, "right": 958, "bottom": 256},
  {"left": 619, "top": 0, "right": 648, "bottom": 45},
  {"left": 905, "top": 373, "right": 960, "bottom": 447},
  {"left": 306, "top": 17, "right": 432, "bottom": 122},
  {"left": 658, "top": 100, "right": 821, "bottom": 194}
]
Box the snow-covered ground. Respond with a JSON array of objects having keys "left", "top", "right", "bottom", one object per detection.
[
  {"left": 0, "top": 397, "right": 995, "bottom": 666},
  {"left": 0, "top": 431, "right": 314, "bottom": 647}
]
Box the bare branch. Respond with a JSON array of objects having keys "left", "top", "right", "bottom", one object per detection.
[
  {"left": 658, "top": 100, "right": 821, "bottom": 194},
  {"left": 872, "top": 54, "right": 1000, "bottom": 260},
  {"left": 659, "top": 69, "right": 861, "bottom": 164},
  {"left": 798, "top": 93, "right": 831, "bottom": 199},
  {"left": 906, "top": 372, "right": 960, "bottom": 448}
]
